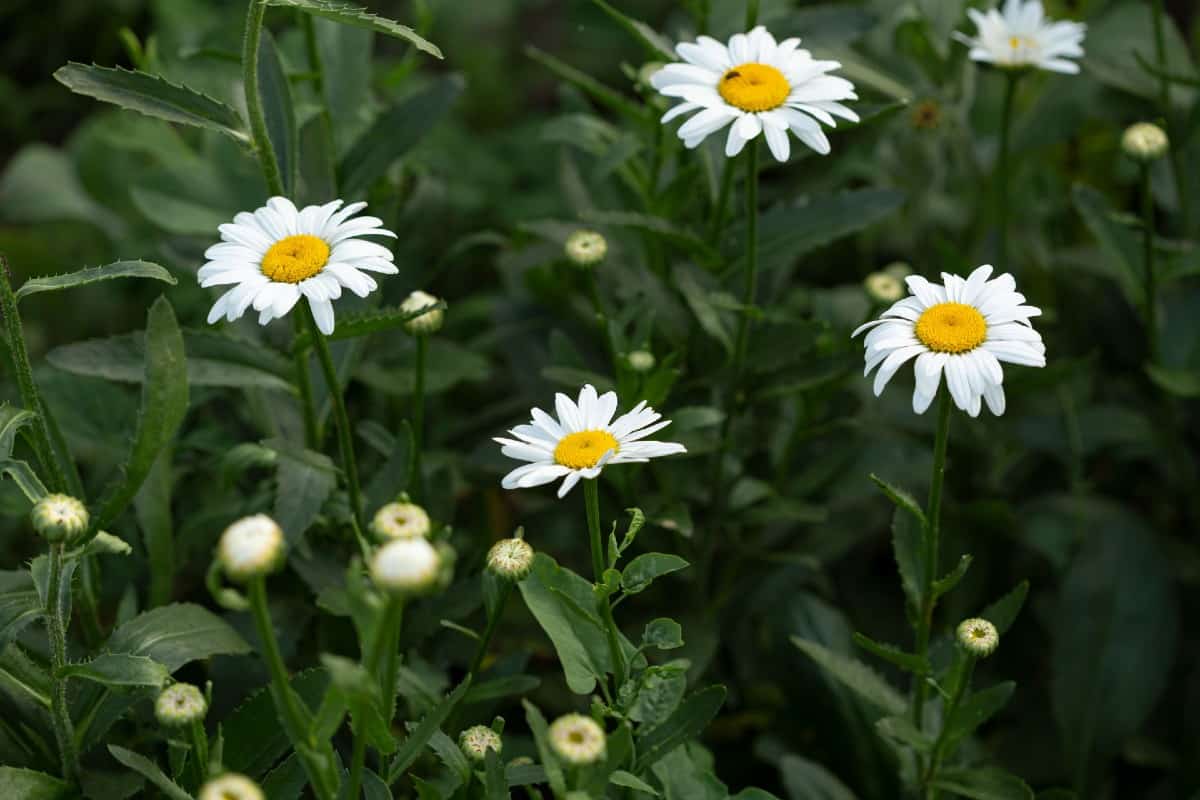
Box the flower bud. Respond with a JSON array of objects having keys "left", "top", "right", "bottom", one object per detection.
[
  {"left": 370, "top": 537, "right": 441, "bottom": 594},
  {"left": 486, "top": 537, "right": 534, "bottom": 582},
  {"left": 198, "top": 774, "right": 264, "bottom": 800},
  {"left": 956, "top": 617, "right": 999, "bottom": 658},
  {"left": 31, "top": 494, "right": 89, "bottom": 544},
  {"left": 1122, "top": 122, "right": 1169, "bottom": 161},
  {"left": 548, "top": 713, "right": 606, "bottom": 765},
  {"left": 626, "top": 350, "right": 656, "bottom": 373},
  {"left": 217, "top": 515, "right": 286, "bottom": 583},
  {"left": 401, "top": 290, "right": 445, "bottom": 335},
  {"left": 863, "top": 272, "right": 905, "bottom": 304},
  {"left": 458, "top": 725, "right": 502, "bottom": 762},
  {"left": 371, "top": 501, "right": 431, "bottom": 541},
  {"left": 90, "top": 531, "right": 132, "bottom": 556},
  {"left": 564, "top": 230, "right": 607, "bottom": 267},
  {"left": 155, "top": 683, "right": 207, "bottom": 728}
]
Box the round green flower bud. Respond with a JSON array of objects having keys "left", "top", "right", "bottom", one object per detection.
[
  {"left": 956, "top": 617, "right": 999, "bottom": 658},
  {"left": 486, "top": 538, "right": 534, "bottom": 582},
  {"left": 401, "top": 290, "right": 445, "bottom": 335},
  {"left": 217, "top": 515, "right": 286, "bottom": 583},
  {"left": 371, "top": 501, "right": 431, "bottom": 541},
  {"left": 458, "top": 725, "right": 502, "bottom": 762},
  {"left": 548, "top": 713, "right": 606, "bottom": 765},
  {"left": 1122, "top": 122, "right": 1169, "bottom": 161},
  {"left": 626, "top": 350, "right": 656, "bottom": 373},
  {"left": 155, "top": 683, "right": 207, "bottom": 728},
  {"left": 863, "top": 272, "right": 905, "bottom": 304},
  {"left": 370, "top": 537, "right": 441, "bottom": 594},
  {"left": 31, "top": 494, "right": 89, "bottom": 544},
  {"left": 564, "top": 230, "right": 607, "bottom": 267},
  {"left": 198, "top": 773, "right": 264, "bottom": 800}
]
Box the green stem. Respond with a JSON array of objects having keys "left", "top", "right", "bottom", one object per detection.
[
  {"left": 923, "top": 657, "right": 974, "bottom": 797},
  {"left": 242, "top": 0, "right": 285, "bottom": 197},
  {"left": 1152, "top": 0, "right": 1190, "bottom": 231},
  {"left": 293, "top": 316, "right": 320, "bottom": 449},
  {"left": 707, "top": 158, "right": 736, "bottom": 244},
  {"left": 731, "top": 142, "right": 759, "bottom": 372},
  {"left": 45, "top": 545, "right": 79, "bottom": 784},
  {"left": 744, "top": 0, "right": 759, "bottom": 29},
  {"left": 303, "top": 304, "right": 365, "bottom": 531},
  {"left": 1140, "top": 165, "right": 1160, "bottom": 364},
  {"left": 189, "top": 718, "right": 209, "bottom": 787},
  {"left": 996, "top": 72, "right": 1018, "bottom": 272},
  {"left": 912, "top": 390, "right": 952, "bottom": 733},
  {"left": 468, "top": 580, "right": 513, "bottom": 678},
  {"left": 348, "top": 598, "right": 404, "bottom": 800},
  {"left": 584, "top": 479, "right": 626, "bottom": 689},
  {"left": 409, "top": 335, "right": 427, "bottom": 500}
]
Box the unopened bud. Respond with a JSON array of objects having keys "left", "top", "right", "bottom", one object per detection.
[
  {"left": 370, "top": 537, "right": 441, "bottom": 594},
  {"left": 155, "top": 683, "right": 207, "bottom": 727},
  {"left": 548, "top": 713, "right": 606, "bottom": 765},
  {"left": 31, "top": 494, "right": 89, "bottom": 544},
  {"left": 371, "top": 501, "right": 431, "bottom": 541},
  {"left": 401, "top": 290, "right": 445, "bottom": 335},
  {"left": 198, "top": 774, "right": 264, "bottom": 800},
  {"left": 486, "top": 537, "right": 534, "bottom": 582},
  {"left": 627, "top": 350, "right": 656, "bottom": 373},
  {"left": 217, "top": 515, "right": 285, "bottom": 583},
  {"left": 459, "top": 725, "right": 502, "bottom": 762},
  {"left": 864, "top": 272, "right": 905, "bottom": 304},
  {"left": 564, "top": 230, "right": 607, "bottom": 267},
  {"left": 956, "top": 617, "right": 999, "bottom": 658},
  {"left": 1122, "top": 122, "right": 1169, "bottom": 161}
]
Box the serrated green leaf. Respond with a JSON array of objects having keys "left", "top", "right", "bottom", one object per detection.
[
  {"left": 851, "top": 632, "right": 927, "bottom": 674},
  {"left": 60, "top": 654, "right": 170, "bottom": 689},
  {"left": 129, "top": 188, "right": 230, "bottom": 236},
  {"left": 0, "top": 767, "right": 71, "bottom": 800},
  {"left": 890, "top": 506, "right": 923, "bottom": 607},
  {"left": 386, "top": 678, "right": 472, "bottom": 783},
  {"left": 267, "top": 0, "right": 441, "bottom": 57},
  {"left": 932, "top": 766, "right": 1033, "bottom": 800},
  {"left": 587, "top": 0, "right": 675, "bottom": 59},
  {"left": 257, "top": 30, "right": 297, "bottom": 195},
  {"left": 943, "top": 682, "right": 1015, "bottom": 751},
  {"left": 622, "top": 553, "right": 689, "bottom": 595},
  {"left": 106, "top": 603, "right": 251, "bottom": 671},
  {"left": 0, "top": 406, "right": 36, "bottom": 459},
  {"left": 15, "top": 261, "right": 176, "bottom": 301},
  {"left": 933, "top": 555, "right": 973, "bottom": 598},
  {"left": 792, "top": 637, "right": 906, "bottom": 716},
  {"left": 224, "top": 669, "right": 330, "bottom": 778},
  {"left": 309, "top": 300, "right": 449, "bottom": 343},
  {"left": 264, "top": 438, "right": 337, "bottom": 555},
  {"left": 675, "top": 263, "right": 733, "bottom": 355},
  {"left": 107, "top": 745, "right": 192, "bottom": 800},
  {"left": 610, "top": 769, "right": 659, "bottom": 796},
  {"left": 1072, "top": 183, "right": 1142, "bottom": 304},
  {"left": 979, "top": 581, "right": 1028, "bottom": 635},
  {"left": 321, "top": 654, "right": 395, "bottom": 754},
  {"left": 584, "top": 209, "right": 717, "bottom": 261},
  {"left": 0, "top": 459, "right": 47, "bottom": 503},
  {"left": 634, "top": 685, "right": 726, "bottom": 771},
  {"left": 0, "top": 579, "right": 41, "bottom": 650},
  {"left": 870, "top": 474, "right": 926, "bottom": 523},
  {"left": 54, "top": 63, "right": 247, "bottom": 142}
]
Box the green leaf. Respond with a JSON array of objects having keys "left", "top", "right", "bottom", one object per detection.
[
  {"left": 483, "top": 748, "right": 507, "bottom": 800},
  {"left": 875, "top": 714, "right": 934, "bottom": 752},
  {"left": 428, "top": 728, "right": 471, "bottom": 784},
  {"left": 257, "top": 30, "right": 297, "bottom": 195},
  {"left": 979, "top": 581, "right": 1028, "bottom": 636},
  {"left": 943, "top": 682, "right": 1015, "bottom": 750},
  {"left": 135, "top": 449, "right": 174, "bottom": 608},
  {"left": 129, "top": 188, "right": 230, "bottom": 236},
  {"left": 265, "top": 438, "right": 337, "bottom": 555},
  {"left": 0, "top": 767, "right": 71, "bottom": 800},
  {"left": 610, "top": 770, "right": 659, "bottom": 796},
  {"left": 933, "top": 555, "right": 973, "bottom": 598},
  {"left": 518, "top": 554, "right": 610, "bottom": 694},
  {"left": 386, "top": 678, "right": 472, "bottom": 783},
  {"left": 583, "top": 210, "right": 717, "bottom": 261},
  {"left": 1071, "top": 183, "right": 1141, "bottom": 304},
  {"left": 634, "top": 685, "right": 726, "bottom": 772},
  {"left": 463, "top": 675, "right": 540, "bottom": 705},
  {"left": 308, "top": 300, "right": 449, "bottom": 343},
  {"left": 53, "top": 63, "right": 247, "bottom": 142},
  {"left": 107, "top": 745, "right": 192, "bottom": 800},
  {"left": 1145, "top": 364, "right": 1200, "bottom": 398},
  {"left": 0, "top": 580, "right": 42, "bottom": 649},
  {"left": 778, "top": 754, "right": 858, "bottom": 800},
  {"left": 267, "top": 0, "right": 441, "bottom": 57},
  {"left": 223, "top": 669, "right": 330, "bottom": 777},
  {"left": 675, "top": 263, "right": 734, "bottom": 355},
  {"left": 622, "top": 553, "right": 689, "bottom": 595},
  {"left": 95, "top": 297, "right": 189, "bottom": 529},
  {"left": 339, "top": 74, "right": 463, "bottom": 198},
  {"left": 642, "top": 618, "right": 684, "bottom": 651},
  {"left": 60, "top": 654, "right": 170, "bottom": 689},
  {"left": 931, "top": 766, "right": 1033, "bottom": 800},
  {"left": 890, "top": 506, "right": 923, "bottom": 607},
  {"left": 525, "top": 45, "right": 650, "bottom": 124},
  {"left": 260, "top": 753, "right": 307, "bottom": 800},
  {"left": 851, "top": 632, "right": 927, "bottom": 674},
  {"left": 522, "top": 700, "right": 567, "bottom": 798},
  {"left": 320, "top": 654, "right": 395, "bottom": 754},
  {"left": 0, "top": 459, "right": 47, "bottom": 503},
  {"left": 15, "top": 261, "right": 176, "bottom": 302},
  {"left": 107, "top": 603, "right": 251, "bottom": 670},
  {"left": 792, "top": 637, "right": 906, "bottom": 716},
  {"left": 0, "top": 406, "right": 36, "bottom": 459},
  {"left": 869, "top": 474, "right": 926, "bottom": 524},
  {"left": 587, "top": 0, "right": 674, "bottom": 59}
]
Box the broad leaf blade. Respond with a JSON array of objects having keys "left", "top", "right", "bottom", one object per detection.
[
  {"left": 268, "top": 0, "right": 441, "bottom": 57},
  {"left": 792, "top": 637, "right": 906, "bottom": 716},
  {"left": 15, "top": 261, "right": 176, "bottom": 301},
  {"left": 633, "top": 685, "right": 726, "bottom": 771},
  {"left": 258, "top": 31, "right": 297, "bottom": 195},
  {"left": 0, "top": 767, "right": 71, "bottom": 800},
  {"left": 60, "top": 654, "right": 170, "bottom": 689}
]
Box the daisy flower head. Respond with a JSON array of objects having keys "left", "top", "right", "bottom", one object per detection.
[
  {"left": 651, "top": 25, "right": 858, "bottom": 161},
  {"left": 852, "top": 265, "right": 1045, "bottom": 417},
  {"left": 953, "top": 0, "right": 1086, "bottom": 75},
  {"left": 495, "top": 385, "right": 686, "bottom": 499},
  {"left": 199, "top": 197, "right": 397, "bottom": 335}
]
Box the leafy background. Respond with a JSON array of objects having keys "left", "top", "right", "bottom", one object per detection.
[{"left": 2, "top": 0, "right": 1200, "bottom": 798}]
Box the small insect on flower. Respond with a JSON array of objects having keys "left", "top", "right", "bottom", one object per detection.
[
  {"left": 31, "top": 494, "right": 90, "bottom": 544},
  {"left": 217, "top": 514, "right": 286, "bottom": 583},
  {"left": 198, "top": 773, "right": 264, "bottom": 800},
  {"left": 198, "top": 197, "right": 397, "bottom": 335},
  {"left": 371, "top": 501, "right": 431, "bottom": 541},
  {"left": 459, "top": 725, "right": 503, "bottom": 762},
  {"left": 548, "top": 713, "right": 607, "bottom": 765},
  {"left": 564, "top": 230, "right": 607, "bottom": 267},
  {"left": 852, "top": 264, "right": 1045, "bottom": 417},
  {"left": 495, "top": 384, "right": 687, "bottom": 499},
  {"left": 487, "top": 537, "right": 535, "bottom": 581},
  {"left": 957, "top": 617, "right": 1000, "bottom": 657},
  {"left": 155, "top": 683, "right": 207, "bottom": 727},
  {"left": 370, "top": 537, "right": 441, "bottom": 594},
  {"left": 1122, "top": 122, "right": 1169, "bottom": 162},
  {"left": 652, "top": 25, "right": 858, "bottom": 161},
  {"left": 953, "top": 0, "right": 1086, "bottom": 75},
  {"left": 401, "top": 290, "right": 445, "bottom": 335}
]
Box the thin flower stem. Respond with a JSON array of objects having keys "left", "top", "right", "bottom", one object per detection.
[
  {"left": 292, "top": 315, "right": 320, "bottom": 449},
  {"left": 731, "top": 142, "right": 759, "bottom": 372},
  {"left": 912, "top": 390, "right": 952, "bottom": 732},
  {"left": 303, "top": 304, "right": 366, "bottom": 531},
  {"left": 922, "top": 657, "right": 975, "bottom": 797},
  {"left": 242, "top": 0, "right": 286, "bottom": 198},
  {"left": 1152, "top": 0, "right": 1190, "bottom": 231},
  {"left": 468, "top": 580, "right": 513, "bottom": 678},
  {"left": 1140, "top": 165, "right": 1159, "bottom": 363},
  {"left": 409, "top": 335, "right": 427, "bottom": 500},
  {"left": 744, "top": 0, "right": 759, "bottom": 29},
  {"left": 348, "top": 598, "right": 404, "bottom": 800},
  {"left": 707, "top": 158, "right": 736, "bottom": 244},
  {"left": 584, "top": 479, "right": 626, "bottom": 690},
  {"left": 45, "top": 544, "right": 79, "bottom": 784},
  {"left": 996, "top": 72, "right": 1019, "bottom": 272}
]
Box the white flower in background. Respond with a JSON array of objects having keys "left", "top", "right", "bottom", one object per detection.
[
  {"left": 852, "top": 265, "right": 1045, "bottom": 417},
  {"left": 564, "top": 230, "right": 607, "bottom": 266},
  {"left": 957, "top": 617, "right": 1000, "bottom": 657},
  {"left": 863, "top": 271, "right": 905, "bottom": 304},
  {"left": 198, "top": 774, "right": 264, "bottom": 800},
  {"left": 371, "top": 501, "right": 431, "bottom": 540},
  {"left": 651, "top": 25, "right": 858, "bottom": 161},
  {"left": 401, "top": 290, "right": 445, "bottom": 335},
  {"left": 548, "top": 713, "right": 606, "bottom": 765},
  {"left": 953, "top": 0, "right": 1086, "bottom": 74},
  {"left": 199, "top": 197, "right": 397, "bottom": 335},
  {"left": 217, "top": 514, "right": 286, "bottom": 582},
  {"left": 1122, "top": 122, "right": 1169, "bottom": 161},
  {"left": 370, "top": 537, "right": 441, "bottom": 594},
  {"left": 155, "top": 683, "right": 207, "bottom": 727},
  {"left": 495, "top": 385, "right": 686, "bottom": 499}
]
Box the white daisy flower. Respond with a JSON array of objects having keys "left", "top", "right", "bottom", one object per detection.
[
  {"left": 650, "top": 25, "right": 859, "bottom": 161},
  {"left": 953, "top": 0, "right": 1086, "bottom": 75},
  {"left": 199, "top": 196, "right": 398, "bottom": 335},
  {"left": 852, "top": 265, "right": 1046, "bottom": 417},
  {"left": 495, "top": 385, "right": 686, "bottom": 499}
]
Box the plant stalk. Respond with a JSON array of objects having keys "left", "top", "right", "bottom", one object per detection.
[
  {"left": 1140, "top": 164, "right": 1159, "bottom": 363},
  {"left": 45, "top": 544, "right": 79, "bottom": 784},
  {"left": 409, "top": 335, "right": 427, "bottom": 500},
  {"left": 996, "top": 72, "right": 1019, "bottom": 272},
  {"left": 922, "top": 657, "right": 975, "bottom": 797},
  {"left": 584, "top": 479, "right": 626, "bottom": 690},
  {"left": 293, "top": 316, "right": 320, "bottom": 448},
  {"left": 1152, "top": 0, "right": 1190, "bottom": 231},
  {"left": 242, "top": 0, "right": 285, "bottom": 197}
]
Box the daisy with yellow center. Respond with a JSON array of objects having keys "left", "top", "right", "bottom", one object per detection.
[
  {"left": 495, "top": 384, "right": 686, "bottom": 498},
  {"left": 199, "top": 196, "right": 398, "bottom": 335},
  {"left": 954, "top": 0, "right": 1085, "bottom": 74},
  {"left": 651, "top": 25, "right": 858, "bottom": 161},
  {"left": 852, "top": 264, "right": 1045, "bottom": 417}
]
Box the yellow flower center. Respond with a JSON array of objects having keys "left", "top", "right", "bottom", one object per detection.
[
  {"left": 554, "top": 430, "right": 619, "bottom": 470},
  {"left": 261, "top": 234, "right": 330, "bottom": 283},
  {"left": 718, "top": 63, "right": 790, "bottom": 113},
  {"left": 914, "top": 302, "right": 988, "bottom": 354}
]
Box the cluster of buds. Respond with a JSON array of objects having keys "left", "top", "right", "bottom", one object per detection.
[
  {"left": 400, "top": 290, "right": 445, "bottom": 335},
  {"left": 458, "top": 724, "right": 503, "bottom": 762},
  {"left": 31, "top": 494, "right": 90, "bottom": 545}
]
